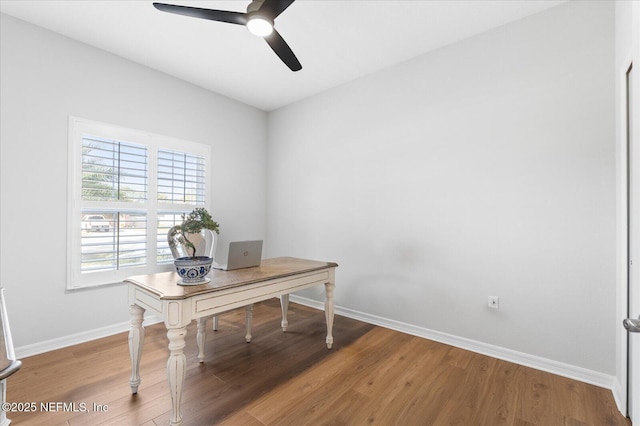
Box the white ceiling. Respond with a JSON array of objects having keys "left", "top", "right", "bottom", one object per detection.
[{"left": 0, "top": 0, "right": 565, "bottom": 111}]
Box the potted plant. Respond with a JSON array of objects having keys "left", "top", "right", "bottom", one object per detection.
[{"left": 168, "top": 208, "right": 220, "bottom": 285}]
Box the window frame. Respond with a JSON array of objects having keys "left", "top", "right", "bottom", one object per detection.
[{"left": 67, "top": 116, "right": 212, "bottom": 290}]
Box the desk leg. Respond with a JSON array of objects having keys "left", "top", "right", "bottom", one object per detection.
[
  {"left": 212, "top": 315, "right": 219, "bottom": 331},
  {"left": 245, "top": 304, "right": 253, "bottom": 342},
  {"left": 128, "top": 304, "right": 145, "bottom": 393},
  {"left": 325, "top": 282, "right": 335, "bottom": 349},
  {"left": 167, "top": 327, "right": 187, "bottom": 426},
  {"left": 196, "top": 317, "right": 207, "bottom": 363},
  {"left": 280, "top": 294, "right": 289, "bottom": 332}
]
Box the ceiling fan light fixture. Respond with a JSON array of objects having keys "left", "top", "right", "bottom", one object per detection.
[{"left": 247, "top": 15, "right": 273, "bottom": 37}]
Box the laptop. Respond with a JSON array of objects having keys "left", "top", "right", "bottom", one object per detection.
[{"left": 212, "top": 240, "right": 263, "bottom": 271}]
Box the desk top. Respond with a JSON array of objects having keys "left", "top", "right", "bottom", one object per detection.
[{"left": 125, "top": 257, "right": 338, "bottom": 300}]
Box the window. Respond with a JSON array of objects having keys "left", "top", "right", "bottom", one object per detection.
[{"left": 68, "top": 117, "right": 211, "bottom": 289}]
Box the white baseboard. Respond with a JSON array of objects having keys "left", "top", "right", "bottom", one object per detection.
[
  {"left": 15, "top": 315, "right": 162, "bottom": 359},
  {"left": 611, "top": 377, "right": 627, "bottom": 416},
  {"left": 290, "top": 295, "right": 618, "bottom": 392}
]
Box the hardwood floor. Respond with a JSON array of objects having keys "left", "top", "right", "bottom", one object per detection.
[{"left": 7, "top": 299, "right": 630, "bottom": 426}]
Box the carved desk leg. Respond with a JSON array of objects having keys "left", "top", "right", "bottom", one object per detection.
[
  {"left": 128, "top": 304, "right": 145, "bottom": 393},
  {"left": 196, "top": 317, "right": 207, "bottom": 363},
  {"left": 245, "top": 304, "right": 253, "bottom": 342},
  {"left": 280, "top": 294, "right": 289, "bottom": 332},
  {"left": 167, "top": 327, "right": 187, "bottom": 426},
  {"left": 324, "top": 282, "right": 335, "bottom": 349}
]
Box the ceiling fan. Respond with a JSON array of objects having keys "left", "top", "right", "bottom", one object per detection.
[{"left": 153, "top": 0, "right": 302, "bottom": 71}]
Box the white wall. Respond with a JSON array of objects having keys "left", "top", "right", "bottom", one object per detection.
[
  {"left": 268, "top": 0, "right": 616, "bottom": 376},
  {"left": 0, "top": 13, "right": 267, "bottom": 349}
]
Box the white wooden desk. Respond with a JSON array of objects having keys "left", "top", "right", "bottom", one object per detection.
[{"left": 126, "top": 257, "right": 337, "bottom": 426}]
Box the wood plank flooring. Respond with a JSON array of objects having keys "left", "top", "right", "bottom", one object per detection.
[{"left": 7, "top": 299, "right": 630, "bottom": 425}]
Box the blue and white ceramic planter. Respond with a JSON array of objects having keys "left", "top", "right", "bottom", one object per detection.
[{"left": 174, "top": 256, "right": 213, "bottom": 285}]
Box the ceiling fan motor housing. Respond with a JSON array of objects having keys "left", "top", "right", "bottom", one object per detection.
[{"left": 246, "top": 0, "right": 266, "bottom": 14}]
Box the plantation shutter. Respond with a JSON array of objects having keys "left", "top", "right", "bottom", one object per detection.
[{"left": 80, "top": 136, "right": 149, "bottom": 273}]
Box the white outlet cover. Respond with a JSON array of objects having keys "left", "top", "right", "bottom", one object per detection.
[{"left": 488, "top": 296, "right": 499, "bottom": 309}]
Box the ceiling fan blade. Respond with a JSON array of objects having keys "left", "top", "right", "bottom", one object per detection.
[
  {"left": 259, "top": 0, "right": 296, "bottom": 20},
  {"left": 264, "top": 29, "right": 302, "bottom": 71},
  {"left": 153, "top": 3, "right": 247, "bottom": 25}
]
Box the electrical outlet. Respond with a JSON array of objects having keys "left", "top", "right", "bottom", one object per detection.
[{"left": 488, "top": 296, "right": 499, "bottom": 309}]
